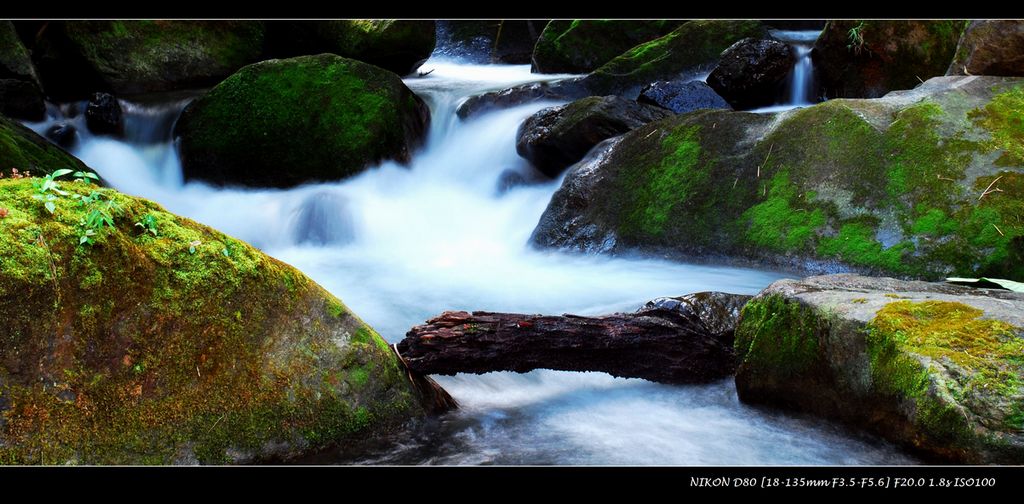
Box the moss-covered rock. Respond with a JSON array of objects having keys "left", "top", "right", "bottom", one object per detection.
[
  {"left": 0, "top": 21, "right": 44, "bottom": 120},
  {"left": 734, "top": 274, "right": 1024, "bottom": 463},
  {"left": 0, "top": 177, "right": 441, "bottom": 464},
  {"left": 532, "top": 20, "right": 684, "bottom": 74},
  {"left": 531, "top": 76, "right": 1024, "bottom": 281},
  {"left": 584, "top": 20, "right": 768, "bottom": 95},
  {"left": 33, "top": 20, "right": 265, "bottom": 99},
  {"left": 947, "top": 20, "right": 1024, "bottom": 77},
  {"left": 175, "top": 54, "right": 430, "bottom": 189},
  {"left": 813, "top": 20, "right": 966, "bottom": 98},
  {"left": 0, "top": 115, "right": 90, "bottom": 178}
]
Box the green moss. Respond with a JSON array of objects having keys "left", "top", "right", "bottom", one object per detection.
[
  {"left": 742, "top": 170, "right": 826, "bottom": 252},
  {"left": 0, "top": 178, "right": 423, "bottom": 464},
  {"left": 970, "top": 86, "right": 1024, "bottom": 166},
  {"left": 867, "top": 300, "right": 1023, "bottom": 435},
  {"left": 621, "top": 125, "right": 703, "bottom": 237},
  {"left": 735, "top": 294, "right": 824, "bottom": 375},
  {"left": 818, "top": 222, "right": 913, "bottom": 273},
  {"left": 911, "top": 207, "right": 958, "bottom": 236}
]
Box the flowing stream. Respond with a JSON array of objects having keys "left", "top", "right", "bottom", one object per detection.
[{"left": 26, "top": 59, "right": 914, "bottom": 465}]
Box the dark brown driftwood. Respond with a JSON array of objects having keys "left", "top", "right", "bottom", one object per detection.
[{"left": 397, "top": 292, "right": 751, "bottom": 384}]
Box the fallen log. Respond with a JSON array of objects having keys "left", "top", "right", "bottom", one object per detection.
[{"left": 397, "top": 292, "right": 751, "bottom": 384}]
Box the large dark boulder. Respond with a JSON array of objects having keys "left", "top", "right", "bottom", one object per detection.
[
  {"left": 734, "top": 274, "right": 1024, "bottom": 463},
  {"left": 32, "top": 21, "right": 266, "bottom": 100},
  {"left": 0, "top": 21, "right": 44, "bottom": 120},
  {"left": 947, "top": 20, "right": 1024, "bottom": 77},
  {"left": 637, "top": 80, "right": 731, "bottom": 114},
  {"left": 813, "top": 20, "right": 966, "bottom": 98},
  {"left": 175, "top": 54, "right": 430, "bottom": 189},
  {"left": 0, "top": 178, "right": 448, "bottom": 464},
  {"left": 531, "top": 20, "right": 683, "bottom": 74},
  {"left": 434, "top": 20, "right": 499, "bottom": 62},
  {"left": 516, "top": 95, "right": 671, "bottom": 178},
  {"left": 531, "top": 76, "right": 1024, "bottom": 282},
  {"left": 707, "top": 38, "right": 795, "bottom": 109}
]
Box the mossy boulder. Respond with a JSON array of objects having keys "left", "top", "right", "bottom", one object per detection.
[
  {"left": 734, "top": 274, "right": 1024, "bottom": 463},
  {"left": 0, "top": 21, "right": 44, "bottom": 120},
  {"left": 947, "top": 20, "right": 1024, "bottom": 77},
  {"left": 584, "top": 20, "right": 769, "bottom": 95},
  {"left": 175, "top": 54, "right": 430, "bottom": 189},
  {"left": 31, "top": 21, "right": 265, "bottom": 99},
  {"left": 457, "top": 20, "right": 767, "bottom": 119},
  {"left": 0, "top": 115, "right": 90, "bottom": 178},
  {"left": 813, "top": 20, "right": 966, "bottom": 98},
  {"left": 531, "top": 20, "right": 684, "bottom": 74},
  {"left": 531, "top": 76, "right": 1024, "bottom": 282},
  {"left": 516, "top": 95, "right": 672, "bottom": 178},
  {"left": 0, "top": 177, "right": 442, "bottom": 464}
]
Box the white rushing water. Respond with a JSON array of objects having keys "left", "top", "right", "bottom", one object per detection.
[{"left": 26, "top": 59, "right": 913, "bottom": 465}]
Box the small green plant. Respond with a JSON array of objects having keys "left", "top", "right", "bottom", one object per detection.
[
  {"left": 847, "top": 21, "right": 866, "bottom": 55},
  {"left": 31, "top": 169, "right": 73, "bottom": 214},
  {"left": 73, "top": 171, "right": 100, "bottom": 184},
  {"left": 188, "top": 240, "right": 201, "bottom": 254},
  {"left": 73, "top": 189, "right": 119, "bottom": 246},
  {"left": 135, "top": 213, "right": 159, "bottom": 236}
]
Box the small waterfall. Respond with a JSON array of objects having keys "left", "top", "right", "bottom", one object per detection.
[
  {"left": 752, "top": 30, "right": 821, "bottom": 113},
  {"left": 788, "top": 45, "right": 815, "bottom": 105}
]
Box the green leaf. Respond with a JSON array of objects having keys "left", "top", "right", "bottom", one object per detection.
[
  {"left": 44, "top": 201, "right": 56, "bottom": 214},
  {"left": 79, "top": 235, "right": 89, "bottom": 245},
  {"left": 189, "top": 245, "right": 196, "bottom": 254},
  {"left": 51, "top": 169, "right": 73, "bottom": 178}
]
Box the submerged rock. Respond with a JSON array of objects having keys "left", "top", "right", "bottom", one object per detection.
[
  {"left": 813, "top": 20, "right": 965, "bottom": 98},
  {"left": 734, "top": 274, "right": 1024, "bottom": 463},
  {"left": 531, "top": 76, "right": 1024, "bottom": 282},
  {"left": 947, "top": 20, "right": 1024, "bottom": 77},
  {"left": 516, "top": 95, "right": 671, "bottom": 178},
  {"left": 637, "top": 80, "right": 731, "bottom": 115},
  {"left": 707, "top": 38, "right": 795, "bottom": 109},
  {"left": 0, "top": 178, "right": 446, "bottom": 464},
  {"left": 175, "top": 54, "right": 430, "bottom": 189},
  {"left": 44, "top": 122, "right": 77, "bottom": 149},
  {"left": 33, "top": 20, "right": 265, "bottom": 99},
  {"left": 532, "top": 20, "right": 683, "bottom": 74},
  {"left": 85, "top": 92, "right": 123, "bottom": 137},
  {"left": 0, "top": 115, "right": 91, "bottom": 177}
]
